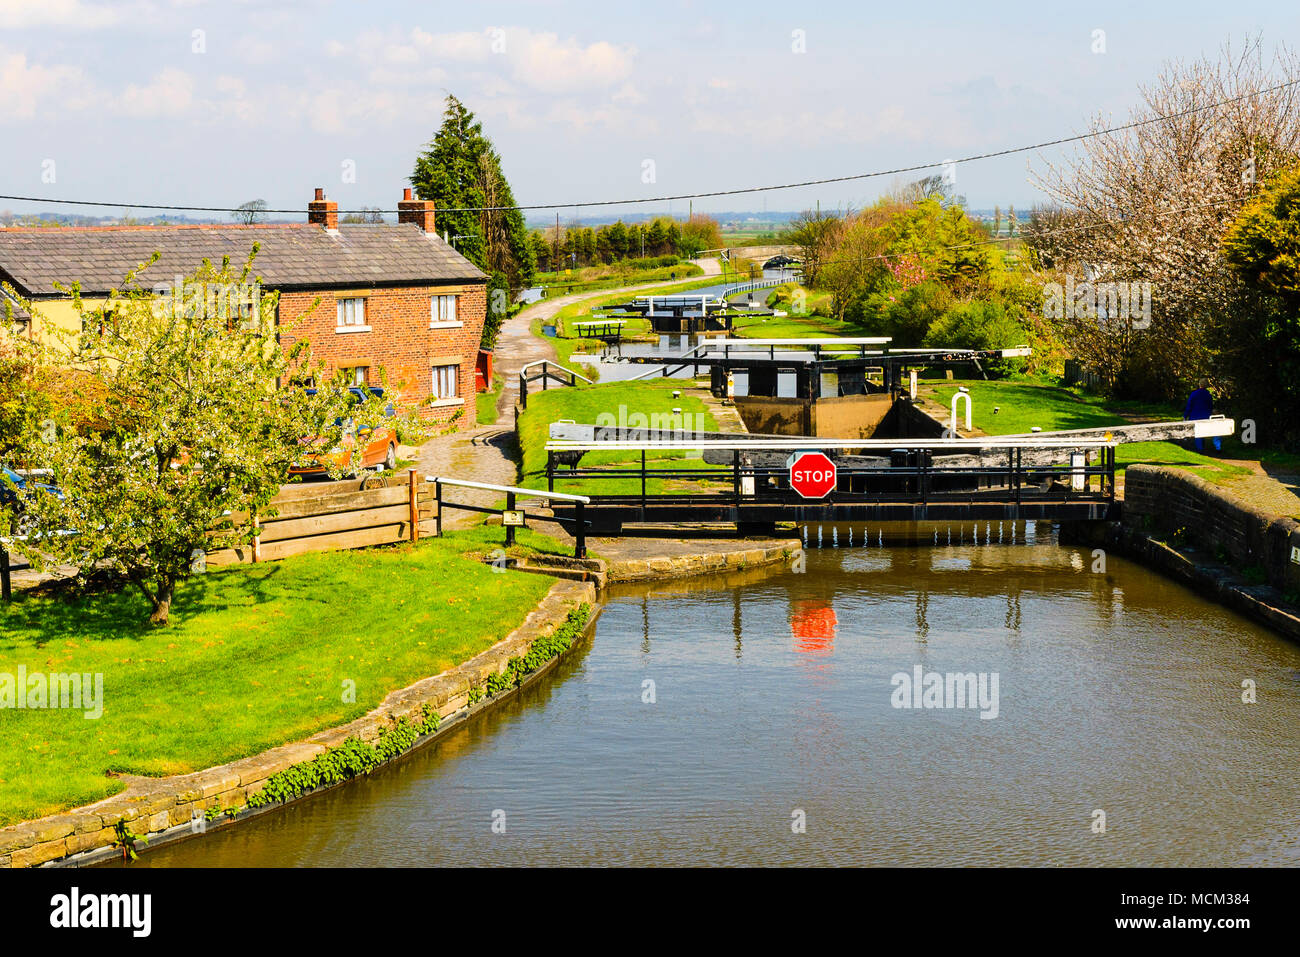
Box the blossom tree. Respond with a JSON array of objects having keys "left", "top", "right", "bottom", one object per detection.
[{"left": 2, "top": 250, "right": 404, "bottom": 625}]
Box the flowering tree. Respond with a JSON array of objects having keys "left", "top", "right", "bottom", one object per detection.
[
  {"left": 2, "top": 251, "right": 404, "bottom": 625},
  {"left": 1026, "top": 38, "right": 1300, "bottom": 397}
]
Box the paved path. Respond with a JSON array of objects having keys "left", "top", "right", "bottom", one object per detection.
[
  {"left": 1215, "top": 461, "right": 1300, "bottom": 519},
  {"left": 411, "top": 258, "right": 724, "bottom": 529}
]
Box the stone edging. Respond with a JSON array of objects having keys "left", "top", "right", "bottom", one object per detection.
[
  {"left": 1083, "top": 521, "right": 1300, "bottom": 643},
  {"left": 603, "top": 541, "right": 802, "bottom": 582},
  {"left": 0, "top": 578, "right": 596, "bottom": 869}
]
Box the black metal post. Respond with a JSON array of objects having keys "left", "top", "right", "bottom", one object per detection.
[
  {"left": 641, "top": 449, "right": 647, "bottom": 521},
  {"left": 519, "top": 371, "right": 527, "bottom": 409},
  {"left": 1015, "top": 447, "right": 1022, "bottom": 506},
  {"left": 575, "top": 501, "right": 587, "bottom": 559},
  {"left": 919, "top": 450, "right": 928, "bottom": 505},
  {"left": 547, "top": 450, "right": 555, "bottom": 493},
  {"left": 542, "top": 360, "right": 549, "bottom": 391},
  {"left": 733, "top": 448, "right": 740, "bottom": 506},
  {"left": 1, "top": 544, "right": 11, "bottom": 602},
  {"left": 505, "top": 491, "right": 516, "bottom": 548},
  {"left": 435, "top": 480, "right": 443, "bottom": 538}
]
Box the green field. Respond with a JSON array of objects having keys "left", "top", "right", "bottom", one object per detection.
[
  {"left": 516, "top": 379, "right": 721, "bottom": 496},
  {"left": 535, "top": 260, "right": 702, "bottom": 293},
  {"left": 0, "top": 529, "right": 557, "bottom": 826}
]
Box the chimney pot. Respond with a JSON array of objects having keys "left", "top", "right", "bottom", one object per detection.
[
  {"left": 308, "top": 187, "right": 338, "bottom": 230},
  {"left": 398, "top": 190, "right": 436, "bottom": 233}
]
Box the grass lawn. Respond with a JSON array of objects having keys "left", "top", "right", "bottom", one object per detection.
[
  {"left": 727, "top": 284, "right": 859, "bottom": 339},
  {"left": 476, "top": 371, "right": 505, "bottom": 426},
  {"left": 925, "top": 379, "right": 1249, "bottom": 482},
  {"left": 516, "top": 379, "right": 721, "bottom": 496},
  {"left": 731, "top": 312, "right": 850, "bottom": 338},
  {"left": 0, "top": 529, "right": 556, "bottom": 826}
]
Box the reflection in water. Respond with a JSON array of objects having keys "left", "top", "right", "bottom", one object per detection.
[
  {"left": 129, "top": 530, "right": 1300, "bottom": 868},
  {"left": 790, "top": 599, "right": 836, "bottom": 655}
]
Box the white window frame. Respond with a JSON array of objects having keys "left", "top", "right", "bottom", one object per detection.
[
  {"left": 336, "top": 297, "right": 370, "bottom": 333},
  {"left": 431, "top": 363, "right": 460, "bottom": 402},
  {"left": 430, "top": 294, "right": 461, "bottom": 329},
  {"left": 351, "top": 366, "right": 368, "bottom": 388}
]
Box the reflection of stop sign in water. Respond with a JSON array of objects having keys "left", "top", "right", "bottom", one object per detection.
[
  {"left": 788, "top": 451, "right": 837, "bottom": 499},
  {"left": 791, "top": 599, "right": 836, "bottom": 654}
]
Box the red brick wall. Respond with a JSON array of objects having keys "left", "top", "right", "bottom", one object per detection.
[{"left": 276, "top": 282, "right": 487, "bottom": 431}]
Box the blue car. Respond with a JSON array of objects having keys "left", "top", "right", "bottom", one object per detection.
[{"left": 0, "top": 465, "right": 64, "bottom": 539}]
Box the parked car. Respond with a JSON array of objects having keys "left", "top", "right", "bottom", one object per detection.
[
  {"left": 289, "top": 387, "right": 399, "bottom": 479},
  {"left": 0, "top": 465, "right": 65, "bottom": 538}
]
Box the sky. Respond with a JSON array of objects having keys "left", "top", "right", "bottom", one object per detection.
[{"left": 1, "top": 0, "right": 1299, "bottom": 223}]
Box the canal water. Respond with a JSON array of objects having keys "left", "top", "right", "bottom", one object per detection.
[{"left": 131, "top": 527, "right": 1300, "bottom": 867}]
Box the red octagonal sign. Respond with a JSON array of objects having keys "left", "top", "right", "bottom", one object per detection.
[{"left": 788, "top": 450, "right": 837, "bottom": 499}]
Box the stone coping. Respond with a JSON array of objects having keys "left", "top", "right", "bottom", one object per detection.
[
  {"left": 603, "top": 540, "right": 802, "bottom": 582},
  {"left": 1, "top": 578, "right": 596, "bottom": 868}
]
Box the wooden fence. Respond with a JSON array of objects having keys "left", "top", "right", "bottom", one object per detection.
[{"left": 207, "top": 471, "right": 437, "bottom": 567}]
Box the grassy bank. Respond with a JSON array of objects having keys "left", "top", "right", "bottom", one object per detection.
[
  {"left": 516, "top": 379, "right": 721, "bottom": 496},
  {"left": 536, "top": 260, "right": 702, "bottom": 294},
  {"left": 0, "top": 530, "right": 557, "bottom": 826},
  {"left": 926, "top": 379, "right": 1249, "bottom": 482}
]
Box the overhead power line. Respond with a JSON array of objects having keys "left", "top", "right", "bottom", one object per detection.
[{"left": 0, "top": 78, "right": 1296, "bottom": 217}]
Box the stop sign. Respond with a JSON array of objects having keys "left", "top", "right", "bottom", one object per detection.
[{"left": 788, "top": 450, "right": 837, "bottom": 499}]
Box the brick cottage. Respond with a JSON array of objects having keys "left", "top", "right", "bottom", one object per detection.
[{"left": 0, "top": 187, "right": 489, "bottom": 430}]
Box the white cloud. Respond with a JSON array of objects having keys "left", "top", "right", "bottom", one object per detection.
[
  {"left": 347, "top": 26, "right": 635, "bottom": 95},
  {"left": 0, "top": 0, "right": 119, "bottom": 28},
  {"left": 236, "top": 34, "right": 278, "bottom": 65},
  {"left": 117, "top": 68, "right": 194, "bottom": 117},
  {"left": 0, "top": 51, "right": 89, "bottom": 120},
  {"left": 508, "top": 31, "right": 634, "bottom": 94}
]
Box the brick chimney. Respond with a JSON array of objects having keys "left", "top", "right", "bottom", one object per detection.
[
  {"left": 398, "top": 187, "right": 436, "bottom": 233},
  {"left": 308, "top": 187, "right": 338, "bottom": 230}
]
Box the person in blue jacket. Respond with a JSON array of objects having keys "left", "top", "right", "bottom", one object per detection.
[{"left": 1184, "top": 378, "right": 1221, "bottom": 453}]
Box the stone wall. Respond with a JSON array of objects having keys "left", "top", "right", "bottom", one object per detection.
[
  {"left": 0, "top": 579, "right": 595, "bottom": 868},
  {"left": 1122, "top": 465, "right": 1300, "bottom": 594}
]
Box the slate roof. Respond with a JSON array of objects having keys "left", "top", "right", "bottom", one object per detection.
[{"left": 0, "top": 223, "right": 487, "bottom": 297}]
